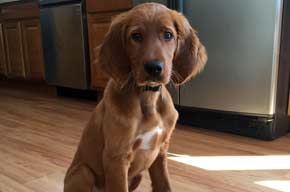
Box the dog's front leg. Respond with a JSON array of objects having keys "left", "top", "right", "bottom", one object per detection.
[
  {"left": 149, "top": 142, "right": 171, "bottom": 192},
  {"left": 103, "top": 152, "right": 130, "bottom": 192}
]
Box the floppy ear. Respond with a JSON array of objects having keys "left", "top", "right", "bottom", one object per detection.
[
  {"left": 171, "top": 11, "right": 208, "bottom": 85},
  {"left": 96, "top": 13, "right": 131, "bottom": 83}
]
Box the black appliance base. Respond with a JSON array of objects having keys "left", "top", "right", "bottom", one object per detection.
[
  {"left": 176, "top": 106, "right": 289, "bottom": 141},
  {"left": 56, "top": 86, "right": 98, "bottom": 101}
]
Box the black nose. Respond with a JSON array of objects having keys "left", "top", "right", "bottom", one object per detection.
[{"left": 144, "top": 60, "right": 164, "bottom": 76}]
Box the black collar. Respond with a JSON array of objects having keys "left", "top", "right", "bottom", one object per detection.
[{"left": 139, "top": 85, "right": 162, "bottom": 92}]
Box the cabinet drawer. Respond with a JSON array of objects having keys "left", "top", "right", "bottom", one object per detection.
[
  {"left": 86, "top": 0, "right": 132, "bottom": 13},
  {"left": 1, "top": 3, "right": 39, "bottom": 20}
]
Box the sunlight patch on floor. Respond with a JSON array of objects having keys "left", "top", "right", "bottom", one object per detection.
[
  {"left": 167, "top": 153, "right": 290, "bottom": 171},
  {"left": 255, "top": 180, "right": 290, "bottom": 192}
]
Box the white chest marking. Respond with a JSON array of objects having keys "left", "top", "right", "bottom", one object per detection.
[{"left": 137, "top": 127, "right": 163, "bottom": 150}]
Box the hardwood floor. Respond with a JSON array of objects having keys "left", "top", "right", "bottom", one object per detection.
[{"left": 1, "top": 81, "right": 290, "bottom": 192}]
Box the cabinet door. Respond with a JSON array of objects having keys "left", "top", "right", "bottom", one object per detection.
[
  {"left": 87, "top": 13, "right": 118, "bottom": 89},
  {"left": 0, "top": 23, "right": 7, "bottom": 76},
  {"left": 3, "top": 22, "right": 25, "bottom": 78},
  {"left": 21, "top": 19, "right": 44, "bottom": 80}
]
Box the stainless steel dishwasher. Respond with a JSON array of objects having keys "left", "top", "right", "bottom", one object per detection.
[{"left": 39, "top": 0, "right": 89, "bottom": 89}]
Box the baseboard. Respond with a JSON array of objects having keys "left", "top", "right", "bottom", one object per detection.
[
  {"left": 176, "top": 106, "right": 289, "bottom": 141},
  {"left": 56, "top": 86, "right": 98, "bottom": 101}
]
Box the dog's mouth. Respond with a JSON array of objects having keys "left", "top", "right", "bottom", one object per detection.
[
  {"left": 144, "top": 81, "right": 161, "bottom": 86},
  {"left": 133, "top": 69, "right": 171, "bottom": 89},
  {"left": 132, "top": 63, "right": 171, "bottom": 87},
  {"left": 135, "top": 80, "right": 163, "bottom": 92},
  {"left": 137, "top": 75, "right": 169, "bottom": 85},
  {"left": 137, "top": 80, "right": 163, "bottom": 87}
]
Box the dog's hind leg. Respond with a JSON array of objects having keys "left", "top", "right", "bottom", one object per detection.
[{"left": 64, "top": 163, "right": 96, "bottom": 192}]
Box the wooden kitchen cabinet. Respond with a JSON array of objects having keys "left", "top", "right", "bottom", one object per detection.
[
  {"left": 86, "top": 0, "right": 132, "bottom": 89},
  {"left": 87, "top": 13, "right": 116, "bottom": 89},
  {"left": 86, "top": 0, "right": 132, "bottom": 13},
  {"left": 0, "top": 23, "right": 7, "bottom": 76},
  {"left": 87, "top": 0, "right": 132, "bottom": 89},
  {"left": 22, "top": 19, "right": 44, "bottom": 80},
  {"left": 3, "top": 21, "right": 25, "bottom": 78},
  {"left": 0, "top": 2, "right": 44, "bottom": 80}
]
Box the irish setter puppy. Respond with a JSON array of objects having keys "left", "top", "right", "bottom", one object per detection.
[{"left": 64, "top": 3, "right": 207, "bottom": 192}]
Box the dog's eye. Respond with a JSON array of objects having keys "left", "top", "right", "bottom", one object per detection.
[
  {"left": 131, "top": 33, "right": 143, "bottom": 42},
  {"left": 164, "top": 32, "right": 173, "bottom": 41}
]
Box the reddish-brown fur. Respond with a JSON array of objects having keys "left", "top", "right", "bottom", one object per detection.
[{"left": 64, "top": 3, "right": 207, "bottom": 192}]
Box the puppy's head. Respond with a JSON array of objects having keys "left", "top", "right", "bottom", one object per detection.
[{"left": 97, "top": 3, "right": 207, "bottom": 87}]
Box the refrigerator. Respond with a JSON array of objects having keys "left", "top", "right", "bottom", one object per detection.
[{"left": 133, "top": 0, "right": 290, "bottom": 140}]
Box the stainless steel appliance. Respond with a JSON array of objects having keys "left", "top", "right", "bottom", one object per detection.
[
  {"left": 39, "top": 0, "right": 89, "bottom": 89},
  {"left": 133, "top": 0, "right": 290, "bottom": 140}
]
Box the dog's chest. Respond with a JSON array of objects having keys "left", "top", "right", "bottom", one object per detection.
[
  {"left": 136, "top": 126, "right": 163, "bottom": 150},
  {"left": 128, "top": 125, "right": 165, "bottom": 175}
]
